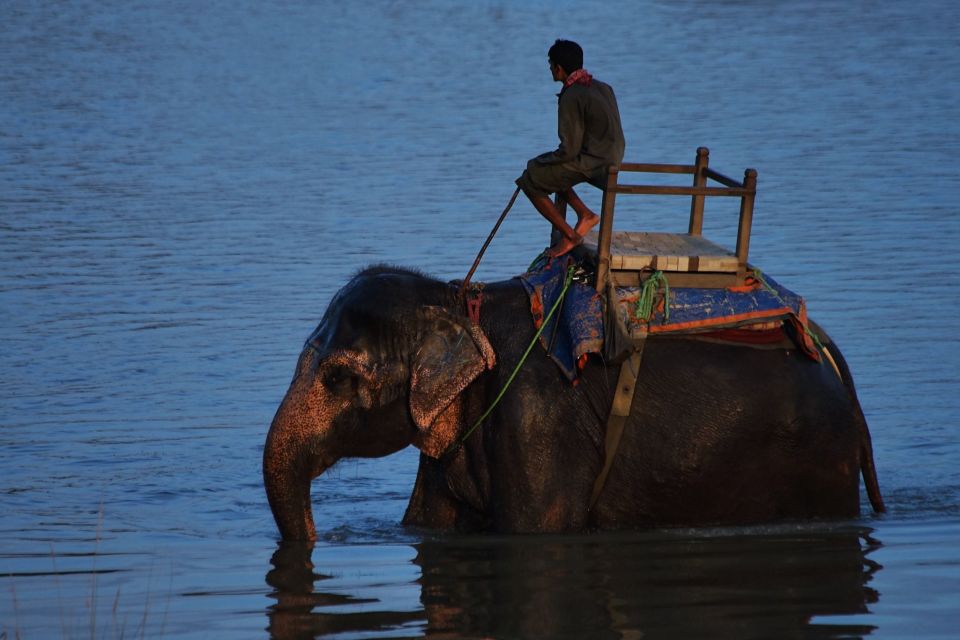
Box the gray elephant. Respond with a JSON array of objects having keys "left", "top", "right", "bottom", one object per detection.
[{"left": 263, "top": 266, "right": 884, "bottom": 540}]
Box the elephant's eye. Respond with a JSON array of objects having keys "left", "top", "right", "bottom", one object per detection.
[{"left": 322, "top": 366, "right": 358, "bottom": 394}]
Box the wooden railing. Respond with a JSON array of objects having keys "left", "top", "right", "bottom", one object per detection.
[{"left": 594, "top": 147, "right": 758, "bottom": 291}]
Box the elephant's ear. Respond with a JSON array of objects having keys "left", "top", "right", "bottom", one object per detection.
[{"left": 410, "top": 306, "right": 496, "bottom": 458}]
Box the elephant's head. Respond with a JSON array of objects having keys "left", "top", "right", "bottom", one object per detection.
[{"left": 263, "top": 270, "right": 496, "bottom": 541}]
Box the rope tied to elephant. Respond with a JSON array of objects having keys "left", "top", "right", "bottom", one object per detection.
[
  {"left": 634, "top": 270, "right": 670, "bottom": 324},
  {"left": 444, "top": 264, "right": 577, "bottom": 460},
  {"left": 751, "top": 268, "right": 825, "bottom": 353}
]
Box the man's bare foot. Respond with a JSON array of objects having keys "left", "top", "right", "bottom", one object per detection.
[
  {"left": 546, "top": 233, "right": 583, "bottom": 258},
  {"left": 573, "top": 211, "right": 600, "bottom": 238}
]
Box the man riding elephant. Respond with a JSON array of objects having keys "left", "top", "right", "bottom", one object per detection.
[{"left": 517, "top": 39, "right": 626, "bottom": 257}]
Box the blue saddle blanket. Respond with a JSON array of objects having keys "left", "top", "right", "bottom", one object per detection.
[
  {"left": 517, "top": 255, "right": 604, "bottom": 380},
  {"left": 518, "top": 254, "right": 816, "bottom": 380}
]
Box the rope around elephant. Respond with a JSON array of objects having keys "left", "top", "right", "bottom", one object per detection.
[{"left": 444, "top": 263, "right": 576, "bottom": 459}]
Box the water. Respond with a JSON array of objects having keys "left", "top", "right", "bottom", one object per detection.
[{"left": 1, "top": 0, "right": 958, "bottom": 637}]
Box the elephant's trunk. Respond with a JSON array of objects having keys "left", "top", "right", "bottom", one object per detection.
[{"left": 263, "top": 404, "right": 331, "bottom": 541}]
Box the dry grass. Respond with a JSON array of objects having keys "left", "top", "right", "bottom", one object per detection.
[{"left": 3, "top": 504, "right": 170, "bottom": 639}]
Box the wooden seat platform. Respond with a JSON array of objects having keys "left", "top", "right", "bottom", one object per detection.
[
  {"left": 555, "top": 147, "right": 758, "bottom": 290},
  {"left": 582, "top": 230, "right": 741, "bottom": 288}
]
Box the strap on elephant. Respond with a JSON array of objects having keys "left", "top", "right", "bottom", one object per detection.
[
  {"left": 588, "top": 275, "right": 655, "bottom": 511},
  {"left": 588, "top": 340, "right": 645, "bottom": 510}
]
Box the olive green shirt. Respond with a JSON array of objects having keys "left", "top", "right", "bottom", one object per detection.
[{"left": 533, "top": 79, "right": 625, "bottom": 179}]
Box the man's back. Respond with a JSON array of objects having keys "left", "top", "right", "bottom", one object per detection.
[{"left": 557, "top": 79, "right": 625, "bottom": 176}]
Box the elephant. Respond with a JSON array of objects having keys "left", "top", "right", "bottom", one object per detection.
[{"left": 263, "top": 265, "right": 885, "bottom": 541}]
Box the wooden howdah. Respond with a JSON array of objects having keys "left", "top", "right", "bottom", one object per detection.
[
  {"left": 556, "top": 147, "right": 758, "bottom": 290},
  {"left": 581, "top": 230, "right": 741, "bottom": 289}
]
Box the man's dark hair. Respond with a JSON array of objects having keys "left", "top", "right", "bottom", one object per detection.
[{"left": 548, "top": 39, "right": 583, "bottom": 75}]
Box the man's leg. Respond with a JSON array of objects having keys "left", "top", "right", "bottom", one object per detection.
[
  {"left": 517, "top": 162, "right": 592, "bottom": 257},
  {"left": 562, "top": 188, "right": 601, "bottom": 237},
  {"left": 528, "top": 194, "right": 581, "bottom": 257}
]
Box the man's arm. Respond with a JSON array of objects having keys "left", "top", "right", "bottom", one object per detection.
[{"left": 533, "top": 92, "right": 584, "bottom": 165}]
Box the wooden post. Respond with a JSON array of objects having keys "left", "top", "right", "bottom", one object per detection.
[
  {"left": 550, "top": 193, "right": 569, "bottom": 247},
  {"left": 553, "top": 192, "right": 568, "bottom": 216},
  {"left": 735, "top": 168, "right": 758, "bottom": 283},
  {"left": 688, "top": 147, "right": 709, "bottom": 236},
  {"left": 595, "top": 165, "right": 619, "bottom": 293}
]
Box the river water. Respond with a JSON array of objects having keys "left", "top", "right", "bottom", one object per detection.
[{"left": 2, "top": 1, "right": 958, "bottom": 638}]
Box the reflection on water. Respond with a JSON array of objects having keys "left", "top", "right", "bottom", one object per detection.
[
  {"left": 267, "top": 527, "right": 881, "bottom": 639},
  {"left": 267, "top": 543, "right": 424, "bottom": 639}
]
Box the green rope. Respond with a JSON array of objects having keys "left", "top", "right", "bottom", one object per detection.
[
  {"left": 635, "top": 270, "right": 670, "bottom": 323},
  {"left": 527, "top": 250, "right": 548, "bottom": 273},
  {"left": 751, "top": 268, "right": 826, "bottom": 353},
  {"left": 451, "top": 265, "right": 576, "bottom": 452}
]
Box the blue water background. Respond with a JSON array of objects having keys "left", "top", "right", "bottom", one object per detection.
[{"left": 2, "top": 1, "right": 958, "bottom": 637}]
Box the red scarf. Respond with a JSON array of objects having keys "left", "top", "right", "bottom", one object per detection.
[{"left": 564, "top": 68, "right": 593, "bottom": 88}]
